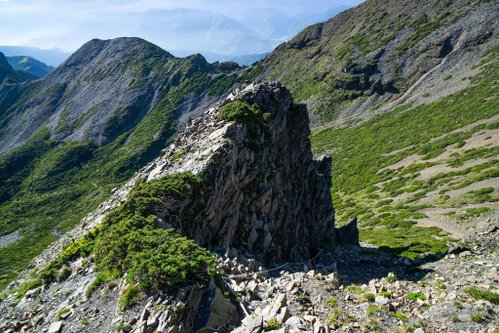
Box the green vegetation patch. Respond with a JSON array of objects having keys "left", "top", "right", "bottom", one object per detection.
[
  {"left": 466, "top": 287, "right": 499, "bottom": 305},
  {"left": 310, "top": 49, "right": 498, "bottom": 259},
  {"left": 3, "top": 172, "right": 216, "bottom": 305},
  {"left": 218, "top": 101, "right": 270, "bottom": 149},
  {"left": 446, "top": 207, "right": 493, "bottom": 222},
  {"left": 390, "top": 312, "right": 409, "bottom": 322},
  {"left": 55, "top": 307, "right": 71, "bottom": 320},
  {"left": 265, "top": 317, "right": 284, "bottom": 331},
  {"left": 93, "top": 172, "right": 215, "bottom": 290},
  {"left": 470, "top": 312, "right": 484, "bottom": 323},
  {"left": 218, "top": 101, "right": 267, "bottom": 127},
  {"left": 326, "top": 297, "right": 338, "bottom": 307},
  {"left": 119, "top": 285, "right": 143, "bottom": 311},
  {"left": 407, "top": 292, "right": 426, "bottom": 301}
]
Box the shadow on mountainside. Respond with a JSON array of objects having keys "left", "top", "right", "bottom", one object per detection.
[{"left": 269, "top": 243, "right": 468, "bottom": 285}]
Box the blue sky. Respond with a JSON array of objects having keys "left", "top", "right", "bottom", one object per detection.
[{"left": 0, "top": 0, "right": 364, "bottom": 55}]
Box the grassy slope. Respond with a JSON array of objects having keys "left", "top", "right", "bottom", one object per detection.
[
  {"left": 311, "top": 49, "right": 498, "bottom": 259},
  {"left": 244, "top": 0, "right": 492, "bottom": 123},
  {"left": 0, "top": 62, "right": 234, "bottom": 290}
]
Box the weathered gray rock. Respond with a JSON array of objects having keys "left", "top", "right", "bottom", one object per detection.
[
  {"left": 0, "top": 83, "right": 334, "bottom": 333},
  {"left": 47, "top": 321, "right": 63, "bottom": 333},
  {"left": 150, "top": 82, "right": 334, "bottom": 263},
  {"left": 375, "top": 295, "right": 389, "bottom": 306}
]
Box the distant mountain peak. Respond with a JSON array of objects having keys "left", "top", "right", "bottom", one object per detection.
[
  {"left": 6, "top": 55, "right": 53, "bottom": 78},
  {"left": 0, "top": 52, "right": 14, "bottom": 74}
]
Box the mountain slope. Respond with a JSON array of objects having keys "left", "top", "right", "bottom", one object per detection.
[
  {"left": 0, "top": 1, "right": 498, "bottom": 332},
  {"left": 0, "top": 37, "right": 229, "bottom": 153},
  {"left": 0, "top": 46, "right": 70, "bottom": 67},
  {"left": 0, "top": 83, "right": 335, "bottom": 333},
  {"left": 248, "top": 0, "right": 498, "bottom": 125},
  {"left": 0, "top": 52, "right": 36, "bottom": 85},
  {"left": 312, "top": 50, "right": 498, "bottom": 257},
  {"left": 244, "top": 0, "right": 498, "bottom": 258},
  {"left": 233, "top": 0, "right": 499, "bottom": 259},
  {"left": 6, "top": 56, "right": 53, "bottom": 78},
  {"left": 0, "top": 38, "right": 239, "bottom": 290}
]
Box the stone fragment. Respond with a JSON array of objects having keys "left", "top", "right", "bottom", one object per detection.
[
  {"left": 285, "top": 316, "right": 301, "bottom": 327},
  {"left": 122, "top": 323, "right": 133, "bottom": 333},
  {"left": 375, "top": 296, "right": 389, "bottom": 306},
  {"left": 48, "top": 321, "right": 63, "bottom": 333},
  {"left": 459, "top": 251, "right": 472, "bottom": 258},
  {"left": 146, "top": 316, "right": 159, "bottom": 329},
  {"left": 276, "top": 307, "right": 290, "bottom": 323},
  {"left": 303, "top": 315, "right": 318, "bottom": 324},
  {"left": 269, "top": 294, "right": 287, "bottom": 317}
]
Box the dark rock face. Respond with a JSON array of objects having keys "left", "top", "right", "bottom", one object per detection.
[
  {"left": 150, "top": 82, "right": 335, "bottom": 262},
  {"left": 336, "top": 217, "right": 360, "bottom": 246},
  {"left": 187, "top": 280, "right": 240, "bottom": 332}
]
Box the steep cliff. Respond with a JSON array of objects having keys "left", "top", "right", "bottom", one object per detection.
[
  {"left": 0, "top": 83, "right": 333, "bottom": 333},
  {"left": 147, "top": 82, "right": 334, "bottom": 262}
]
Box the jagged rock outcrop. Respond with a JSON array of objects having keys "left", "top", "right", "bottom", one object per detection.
[
  {"left": 336, "top": 217, "right": 360, "bottom": 246},
  {"left": 147, "top": 82, "right": 334, "bottom": 262},
  {"left": 0, "top": 82, "right": 334, "bottom": 333}
]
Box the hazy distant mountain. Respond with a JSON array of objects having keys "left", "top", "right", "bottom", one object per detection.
[
  {"left": 40, "top": 9, "right": 277, "bottom": 57},
  {"left": 238, "top": 6, "right": 350, "bottom": 41},
  {"left": 0, "top": 46, "right": 69, "bottom": 67},
  {"left": 228, "top": 53, "right": 267, "bottom": 66},
  {"left": 6, "top": 56, "right": 53, "bottom": 78},
  {"left": 0, "top": 52, "right": 38, "bottom": 85},
  {"left": 1, "top": 6, "right": 353, "bottom": 63},
  {"left": 171, "top": 50, "right": 267, "bottom": 66}
]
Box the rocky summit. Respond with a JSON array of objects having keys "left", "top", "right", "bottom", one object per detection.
[{"left": 0, "top": 82, "right": 334, "bottom": 333}]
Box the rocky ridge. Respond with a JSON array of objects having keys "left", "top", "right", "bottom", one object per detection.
[
  {"left": 251, "top": 0, "right": 499, "bottom": 125},
  {"left": 145, "top": 82, "right": 334, "bottom": 262},
  {"left": 0, "top": 37, "right": 241, "bottom": 289},
  {"left": 0, "top": 82, "right": 334, "bottom": 333},
  {"left": 0, "top": 37, "right": 234, "bottom": 154}
]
